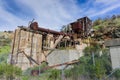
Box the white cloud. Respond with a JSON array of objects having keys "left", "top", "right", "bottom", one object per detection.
[
  {"left": 95, "top": 0, "right": 118, "bottom": 5},
  {"left": 16, "top": 0, "right": 80, "bottom": 30},
  {"left": 0, "top": 6, "right": 28, "bottom": 31},
  {"left": 89, "top": 3, "right": 120, "bottom": 17},
  {"left": 0, "top": 0, "right": 120, "bottom": 31}
]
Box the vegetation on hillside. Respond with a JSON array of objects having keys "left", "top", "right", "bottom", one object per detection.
[
  {"left": 93, "top": 15, "right": 120, "bottom": 30},
  {"left": 0, "top": 63, "right": 22, "bottom": 80},
  {"left": 93, "top": 15, "right": 120, "bottom": 39},
  {"left": 0, "top": 33, "right": 11, "bottom": 63},
  {"left": 64, "top": 45, "right": 111, "bottom": 80},
  {"left": 20, "top": 44, "right": 120, "bottom": 80}
]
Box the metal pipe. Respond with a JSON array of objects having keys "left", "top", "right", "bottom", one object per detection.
[{"left": 29, "top": 22, "right": 70, "bottom": 36}]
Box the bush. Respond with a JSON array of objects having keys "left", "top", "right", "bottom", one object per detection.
[
  {"left": 63, "top": 46, "right": 111, "bottom": 79},
  {"left": 113, "top": 69, "right": 120, "bottom": 79},
  {"left": 0, "top": 63, "right": 22, "bottom": 80},
  {"left": 48, "top": 69, "right": 61, "bottom": 80}
]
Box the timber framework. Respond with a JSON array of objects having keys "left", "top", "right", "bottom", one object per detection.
[{"left": 9, "top": 17, "right": 92, "bottom": 70}]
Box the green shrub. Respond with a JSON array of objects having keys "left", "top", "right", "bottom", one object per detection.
[
  {"left": 48, "top": 69, "right": 61, "bottom": 80},
  {"left": 113, "top": 69, "right": 120, "bottom": 79},
  {"left": 0, "top": 63, "right": 22, "bottom": 80}
]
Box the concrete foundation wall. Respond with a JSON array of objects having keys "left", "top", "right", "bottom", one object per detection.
[
  {"left": 105, "top": 38, "right": 120, "bottom": 69},
  {"left": 110, "top": 46, "right": 120, "bottom": 69},
  {"left": 47, "top": 49, "right": 82, "bottom": 69}
]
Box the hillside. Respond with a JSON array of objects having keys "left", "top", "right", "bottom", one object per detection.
[
  {"left": 93, "top": 15, "right": 120, "bottom": 40},
  {"left": 0, "top": 31, "right": 13, "bottom": 63}
]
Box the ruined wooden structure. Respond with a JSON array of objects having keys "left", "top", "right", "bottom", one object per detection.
[
  {"left": 10, "top": 17, "right": 92, "bottom": 70},
  {"left": 61, "top": 16, "right": 92, "bottom": 39},
  {"left": 10, "top": 22, "right": 72, "bottom": 70}
]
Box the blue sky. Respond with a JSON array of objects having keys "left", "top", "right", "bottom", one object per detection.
[{"left": 0, "top": 0, "right": 120, "bottom": 31}]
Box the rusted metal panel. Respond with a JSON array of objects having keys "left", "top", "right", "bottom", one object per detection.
[
  {"left": 71, "top": 22, "right": 83, "bottom": 32},
  {"left": 69, "top": 17, "right": 92, "bottom": 38}
]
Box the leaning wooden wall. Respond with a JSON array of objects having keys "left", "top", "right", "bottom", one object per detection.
[{"left": 11, "top": 28, "right": 45, "bottom": 70}]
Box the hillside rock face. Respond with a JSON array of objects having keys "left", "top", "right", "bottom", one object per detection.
[{"left": 0, "top": 31, "right": 14, "bottom": 40}]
